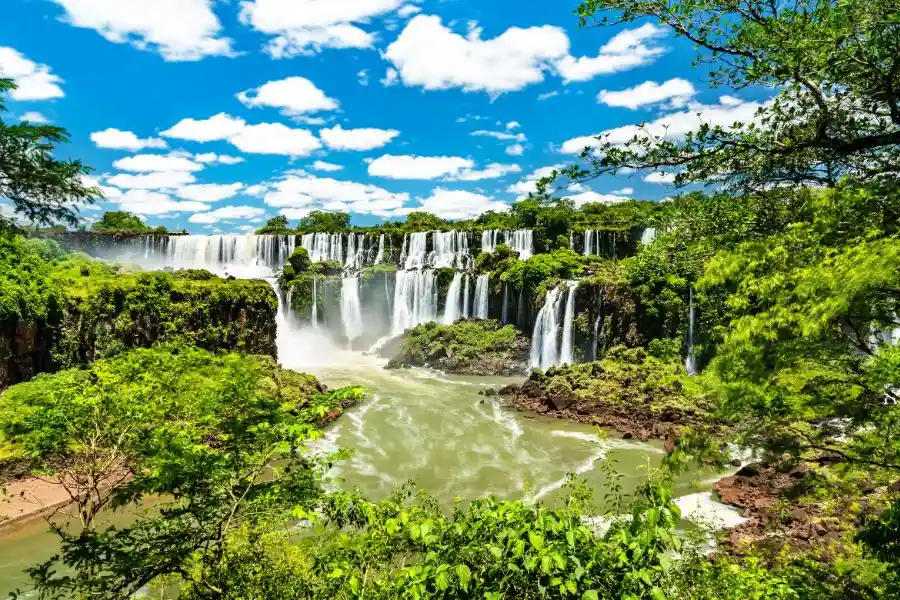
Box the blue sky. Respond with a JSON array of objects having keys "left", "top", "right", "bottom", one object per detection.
[{"left": 0, "top": 0, "right": 769, "bottom": 233}]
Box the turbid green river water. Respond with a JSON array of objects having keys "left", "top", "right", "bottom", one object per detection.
[{"left": 0, "top": 307, "right": 744, "bottom": 595}]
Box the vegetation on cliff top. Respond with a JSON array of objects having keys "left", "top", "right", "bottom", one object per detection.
[
  {"left": 386, "top": 319, "right": 530, "bottom": 376},
  {"left": 91, "top": 211, "right": 168, "bottom": 235}
]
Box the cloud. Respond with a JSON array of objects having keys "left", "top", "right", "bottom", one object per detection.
[
  {"left": 189, "top": 204, "right": 264, "bottom": 224},
  {"left": 90, "top": 128, "right": 168, "bottom": 151},
  {"left": 505, "top": 144, "right": 525, "bottom": 156},
  {"left": 538, "top": 90, "right": 559, "bottom": 101},
  {"left": 238, "top": 0, "right": 406, "bottom": 57},
  {"left": 396, "top": 4, "right": 421, "bottom": 18},
  {"left": 561, "top": 96, "right": 770, "bottom": 153},
  {"left": 598, "top": 78, "right": 696, "bottom": 109},
  {"left": 175, "top": 183, "right": 244, "bottom": 202},
  {"left": 0, "top": 46, "right": 64, "bottom": 100},
  {"left": 111, "top": 190, "right": 210, "bottom": 215},
  {"left": 507, "top": 164, "right": 564, "bottom": 196},
  {"left": 237, "top": 76, "right": 338, "bottom": 116},
  {"left": 556, "top": 24, "right": 667, "bottom": 83},
  {"left": 20, "top": 111, "right": 50, "bottom": 123},
  {"left": 311, "top": 160, "right": 343, "bottom": 172},
  {"left": 448, "top": 163, "right": 521, "bottom": 182},
  {"left": 506, "top": 121, "right": 521, "bottom": 130},
  {"left": 320, "top": 125, "right": 400, "bottom": 151},
  {"left": 471, "top": 130, "right": 526, "bottom": 143},
  {"left": 113, "top": 153, "right": 204, "bottom": 172},
  {"left": 49, "top": 0, "right": 234, "bottom": 61},
  {"left": 611, "top": 187, "right": 634, "bottom": 195},
  {"left": 565, "top": 191, "right": 630, "bottom": 207},
  {"left": 381, "top": 68, "right": 400, "bottom": 87},
  {"left": 161, "top": 113, "right": 247, "bottom": 142},
  {"left": 280, "top": 207, "right": 313, "bottom": 220},
  {"left": 192, "top": 152, "right": 245, "bottom": 165},
  {"left": 229, "top": 123, "right": 321, "bottom": 156},
  {"left": 262, "top": 173, "right": 409, "bottom": 217},
  {"left": 384, "top": 15, "right": 569, "bottom": 93},
  {"left": 358, "top": 69, "right": 370, "bottom": 86},
  {"left": 413, "top": 188, "right": 509, "bottom": 219},
  {"left": 367, "top": 155, "right": 474, "bottom": 179},
  {"left": 106, "top": 171, "right": 198, "bottom": 190},
  {"left": 643, "top": 171, "right": 676, "bottom": 184}
]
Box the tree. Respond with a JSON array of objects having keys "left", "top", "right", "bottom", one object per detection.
[
  {"left": 0, "top": 79, "right": 99, "bottom": 232},
  {"left": 256, "top": 215, "right": 291, "bottom": 235},
  {"left": 0, "top": 346, "right": 363, "bottom": 598},
  {"left": 563, "top": 0, "right": 900, "bottom": 192},
  {"left": 299, "top": 211, "right": 350, "bottom": 232},
  {"left": 403, "top": 211, "right": 444, "bottom": 231},
  {"left": 93, "top": 211, "right": 152, "bottom": 232},
  {"left": 288, "top": 247, "right": 311, "bottom": 273}
]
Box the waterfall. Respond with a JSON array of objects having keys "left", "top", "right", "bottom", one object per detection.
[
  {"left": 341, "top": 277, "right": 364, "bottom": 347},
  {"left": 531, "top": 287, "right": 564, "bottom": 370},
  {"left": 481, "top": 230, "right": 499, "bottom": 254},
  {"left": 392, "top": 269, "right": 438, "bottom": 335},
  {"left": 474, "top": 275, "right": 490, "bottom": 319},
  {"left": 374, "top": 234, "right": 385, "bottom": 264},
  {"left": 569, "top": 231, "right": 574, "bottom": 250},
  {"left": 462, "top": 275, "right": 471, "bottom": 319},
  {"left": 432, "top": 230, "right": 469, "bottom": 269},
  {"left": 344, "top": 233, "right": 357, "bottom": 270},
  {"left": 311, "top": 277, "right": 319, "bottom": 327},
  {"left": 399, "top": 233, "right": 408, "bottom": 266},
  {"left": 443, "top": 272, "right": 464, "bottom": 324},
  {"left": 140, "top": 234, "right": 295, "bottom": 277},
  {"left": 559, "top": 281, "right": 578, "bottom": 365},
  {"left": 404, "top": 232, "right": 428, "bottom": 269},
  {"left": 685, "top": 287, "right": 699, "bottom": 375},
  {"left": 505, "top": 230, "right": 534, "bottom": 259},
  {"left": 640, "top": 227, "right": 657, "bottom": 246},
  {"left": 592, "top": 289, "right": 604, "bottom": 361},
  {"left": 501, "top": 283, "right": 509, "bottom": 323},
  {"left": 583, "top": 230, "right": 595, "bottom": 256}
]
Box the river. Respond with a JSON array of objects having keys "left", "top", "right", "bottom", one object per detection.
[{"left": 0, "top": 239, "right": 744, "bottom": 594}]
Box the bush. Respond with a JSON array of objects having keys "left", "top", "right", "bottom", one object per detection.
[{"left": 288, "top": 247, "right": 311, "bottom": 273}]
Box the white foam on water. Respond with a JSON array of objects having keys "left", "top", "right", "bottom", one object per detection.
[
  {"left": 528, "top": 443, "right": 609, "bottom": 502},
  {"left": 673, "top": 492, "right": 748, "bottom": 531}
]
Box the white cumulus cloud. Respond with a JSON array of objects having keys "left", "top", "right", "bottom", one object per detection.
[
  {"left": 106, "top": 171, "right": 197, "bottom": 190},
  {"left": 561, "top": 96, "right": 770, "bottom": 153},
  {"left": 20, "top": 111, "right": 50, "bottom": 123},
  {"left": 0, "top": 46, "right": 64, "bottom": 100},
  {"left": 49, "top": 0, "right": 234, "bottom": 61},
  {"left": 505, "top": 144, "right": 525, "bottom": 156},
  {"left": 556, "top": 24, "right": 667, "bottom": 83},
  {"left": 113, "top": 153, "right": 204, "bottom": 172},
  {"left": 112, "top": 190, "right": 210, "bottom": 215},
  {"left": 238, "top": 0, "right": 406, "bottom": 57},
  {"left": 237, "top": 76, "right": 338, "bottom": 116},
  {"left": 413, "top": 188, "right": 509, "bottom": 220},
  {"left": 189, "top": 205, "right": 265, "bottom": 224},
  {"left": 228, "top": 123, "right": 322, "bottom": 156},
  {"left": 311, "top": 160, "right": 343, "bottom": 172},
  {"left": 175, "top": 183, "right": 244, "bottom": 202},
  {"left": 449, "top": 163, "right": 521, "bottom": 182},
  {"left": 507, "top": 165, "right": 565, "bottom": 196},
  {"left": 262, "top": 173, "right": 409, "bottom": 217},
  {"left": 192, "top": 153, "right": 245, "bottom": 165},
  {"left": 91, "top": 128, "right": 168, "bottom": 151},
  {"left": 566, "top": 191, "right": 630, "bottom": 207},
  {"left": 367, "top": 155, "right": 474, "bottom": 180},
  {"left": 161, "top": 113, "right": 247, "bottom": 142},
  {"left": 598, "top": 78, "right": 696, "bottom": 109},
  {"left": 320, "top": 125, "right": 400, "bottom": 151},
  {"left": 643, "top": 172, "right": 676, "bottom": 184}
]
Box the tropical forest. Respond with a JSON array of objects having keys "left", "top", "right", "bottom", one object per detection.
[{"left": 0, "top": 0, "right": 899, "bottom": 598}]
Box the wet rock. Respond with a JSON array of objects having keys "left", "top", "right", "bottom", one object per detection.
[
  {"left": 790, "top": 508, "right": 809, "bottom": 523},
  {"left": 479, "top": 388, "right": 498, "bottom": 397},
  {"left": 730, "top": 458, "right": 743, "bottom": 467},
  {"left": 622, "top": 432, "right": 633, "bottom": 440},
  {"left": 497, "top": 384, "right": 519, "bottom": 396},
  {"left": 736, "top": 463, "right": 761, "bottom": 477},
  {"left": 812, "top": 522, "right": 827, "bottom": 537}
]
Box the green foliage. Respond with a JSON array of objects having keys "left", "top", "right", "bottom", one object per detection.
[
  {"left": 92, "top": 211, "right": 164, "bottom": 234},
  {"left": 0, "top": 345, "right": 364, "bottom": 598},
  {"left": 497, "top": 248, "right": 583, "bottom": 294},
  {"left": 568, "top": 0, "right": 900, "bottom": 192},
  {"left": 394, "top": 320, "right": 522, "bottom": 365},
  {"left": 403, "top": 211, "right": 445, "bottom": 231},
  {"left": 299, "top": 211, "right": 350, "bottom": 233},
  {"left": 0, "top": 79, "right": 100, "bottom": 232},
  {"left": 256, "top": 215, "right": 292, "bottom": 234},
  {"left": 288, "top": 247, "right": 312, "bottom": 273},
  {"left": 0, "top": 235, "right": 64, "bottom": 323}
]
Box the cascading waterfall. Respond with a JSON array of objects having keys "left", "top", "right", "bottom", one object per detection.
[
  {"left": 404, "top": 232, "right": 428, "bottom": 269},
  {"left": 341, "top": 277, "right": 364, "bottom": 347},
  {"left": 311, "top": 277, "right": 319, "bottom": 327},
  {"left": 462, "top": 276, "right": 471, "bottom": 319},
  {"left": 531, "top": 287, "right": 564, "bottom": 370},
  {"left": 141, "top": 234, "right": 295, "bottom": 277},
  {"left": 583, "top": 230, "right": 595, "bottom": 256},
  {"left": 592, "top": 289, "right": 604, "bottom": 361},
  {"left": 374, "top": 234, "right": 385, "bottom": 264},
  {"left": 474, "top": 274, "right": 490, "bottom": 319},
  {"left": 559, "top": 281, "right": 578, "bottom": 366},
  {"left": 392, "top": 269, "right": 438, "bottom": 335},
  {"left": 481, "top": 230, "right": 500, "bottom": 254},
  {"left": 640, "top": 227, "right": 657, "bottom": 246},
  {"left": 344, "top": 233, "right": 358, "bottom": 271},
  {"left": 443, "top": 272, "right": 464, "bottom": 324},
  {"left": 505, "top": 230, "right": 534, "bottom": 259},
  {"left": 685, "top": 287, "right": 699, "bottom": 375},
  {"left": 501, "top": 283, "right": 509, "bottom": 324}
]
